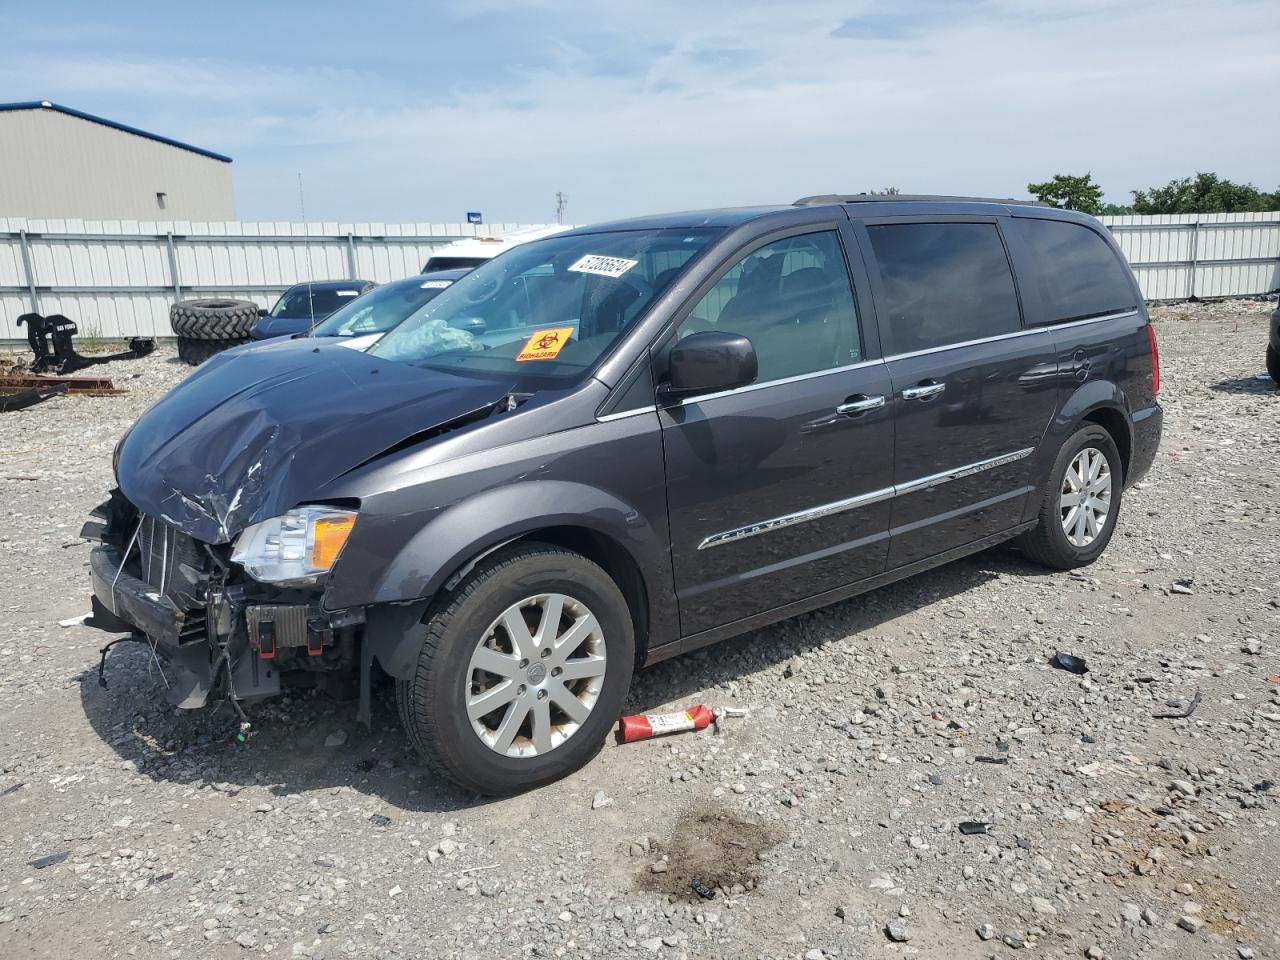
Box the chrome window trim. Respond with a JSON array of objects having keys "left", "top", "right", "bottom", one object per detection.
[
  {"left": 596, "top": 405, "right": 657, "bottom": 423},
  {"left": 880, "top": 309, "right": 1138, "bottom": 363},
  {"left": 696, "top": 446, "right": 1035, "bottom": 550},
  {"left": 599, "top": 310, "right": 1140, "bottom": 421},
  {"left": 675, "top": 358, "right": 882, "bottom": 407}
]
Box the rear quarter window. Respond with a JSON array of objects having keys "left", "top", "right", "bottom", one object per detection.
[{"left": 1015, "top": 218, "right": 1137, "bottom": 324}]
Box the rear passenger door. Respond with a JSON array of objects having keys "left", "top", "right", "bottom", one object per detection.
[{"left": 855, "top": 217, "right": 1059, "bottom": 568}]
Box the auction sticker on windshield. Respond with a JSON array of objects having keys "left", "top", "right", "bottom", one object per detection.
[
  {"left": 516, "top": 327, "right": 575, "bottom": 362},
  {"left": 421, "top": 279, "right": 453, "bottom": 288},
  {"left": 568, "top": 254, "right": 638, "bottom": 278}
]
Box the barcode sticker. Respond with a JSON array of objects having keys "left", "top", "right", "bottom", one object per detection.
[{"left": 568, "top": 254, "right": 638, "bottom": 279}]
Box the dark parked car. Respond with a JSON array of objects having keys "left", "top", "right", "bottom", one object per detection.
[
  {"left": 305, "top": 269, "right": 470, "bottom": 351},
  {"left": 85, "top": 195, "right": 1161, "bottom": 795},
  {"left": 1268, "top": 305, "right": 1280, "bottom": 385},
  {"left": 250, "top": 280, "right": 375, "bottom": 340}
]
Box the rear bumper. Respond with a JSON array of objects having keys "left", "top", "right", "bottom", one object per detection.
[{"left": 1128, "top": 403, "right": 1162, "bottom": 486}]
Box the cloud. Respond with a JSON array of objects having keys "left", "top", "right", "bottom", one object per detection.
[{"left": 2, "top": 0, "right": 1277, "bottom": 222}]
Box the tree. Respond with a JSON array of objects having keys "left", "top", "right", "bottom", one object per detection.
[
  {"left": 1130, "top": 173, "right": 1280, "bottom": 214},
  {"left": 1026, "top": 173, "right": 1104, "bottom": 214}
]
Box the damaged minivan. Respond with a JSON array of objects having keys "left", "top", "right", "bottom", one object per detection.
[{"left": 86, "top": 196, "right": 1162, "bottom": 795}]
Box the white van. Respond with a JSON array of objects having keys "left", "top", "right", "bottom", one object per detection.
[{"left": 420, "top": 224, "right": 571, "bottom": 272}]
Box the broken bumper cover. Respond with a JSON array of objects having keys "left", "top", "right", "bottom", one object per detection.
[
  {"left": 89, "top": 544, "right": 196, "bottom": 646},
  {"left": 88, "top": 544, "right": 222, "bottom": 708}
]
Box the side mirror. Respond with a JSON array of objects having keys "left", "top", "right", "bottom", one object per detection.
[
  {"left": 660, "top": 330, "right": 757, "bottom": 400},
  {"left": 258, "top": 308, "right": 269, "bottom": 318}
]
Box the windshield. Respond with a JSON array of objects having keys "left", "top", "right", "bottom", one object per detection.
[
  {"left": 309, "top": 277, "right": 455, "bottom": 337},
  {"left": 375, "top": 228, "right": 722, "bottom": 382},
  {"left": 270, "top": 286, "right": 363, "bottom": 319}
]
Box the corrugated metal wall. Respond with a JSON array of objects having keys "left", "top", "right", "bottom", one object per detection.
[
  {"left": 0, "top": 219, "right": 548, "bottom": 340},
  {"left": 1099, "top": 211, "right": 1280, "bottom": 301},
  {"left": 3, "top": 212, "right": 1277, "bottom": 341}
]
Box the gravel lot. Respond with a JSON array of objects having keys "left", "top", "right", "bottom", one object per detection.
[{"left": 1, "top": 299, "right": 1277, "bottom": 960}]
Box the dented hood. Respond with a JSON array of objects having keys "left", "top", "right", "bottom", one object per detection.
[{"left": 115, "top": 338, "right": 510, "bottom": 543}]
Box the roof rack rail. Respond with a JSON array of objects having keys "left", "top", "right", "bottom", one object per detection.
[{"left": 793, "top": 193, "right": 1047, "bottom": 208}]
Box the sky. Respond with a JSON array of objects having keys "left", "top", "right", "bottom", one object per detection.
[{"left": 3, "top": 0, "right": 1277, "bottom": 224}]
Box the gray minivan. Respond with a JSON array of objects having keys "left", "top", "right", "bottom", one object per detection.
[{"left": 85, "top": 195, "right": 1162, "bottom": 795}]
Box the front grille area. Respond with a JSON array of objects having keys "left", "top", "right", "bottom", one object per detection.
[{"left": 134, "top": 513, "right": 209, "bottom": 611}]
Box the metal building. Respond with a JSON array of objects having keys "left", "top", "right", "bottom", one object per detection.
[{"left": 0, "top": 101, "right": 234, "bottom": 220}]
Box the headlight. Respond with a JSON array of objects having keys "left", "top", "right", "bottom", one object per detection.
[{"left": 231, "top": 506, "right": 357, "bottom": 585}]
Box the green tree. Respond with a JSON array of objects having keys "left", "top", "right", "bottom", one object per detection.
[
  {"left": 1131, "top": 173, "right": 1280, "bottom": 214},
  {"left": 1027, "top": 173, "right": 1104, "bottom": 214}
]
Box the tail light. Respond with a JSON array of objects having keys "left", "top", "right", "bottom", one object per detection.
[{"left": 1146, "top": 323, "right": 1160, "bottom": 395}]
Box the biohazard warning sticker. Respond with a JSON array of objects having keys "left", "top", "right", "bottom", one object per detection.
[
  {"left": 567, "top": 254, "right": 638, "bottom": 278},
  {"left": 516, "top": 326, "right": 575, "bottom": 361}
]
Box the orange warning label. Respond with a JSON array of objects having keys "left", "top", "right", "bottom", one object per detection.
[{"left": 516, "top": 327, "right": 574, "bottom": 361}]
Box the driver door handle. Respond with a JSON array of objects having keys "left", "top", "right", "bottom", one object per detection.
[
  {"left": 902, "top": 381, "right": 945, "bottom": 400},
  {"left": 835, "top": 394, "right": 885, "bottom": 415}
]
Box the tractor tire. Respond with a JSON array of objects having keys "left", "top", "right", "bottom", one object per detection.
[
  {"left": 169, "top": 299, "right": 260, "bottom": 340},
  {"left": 177, "top": 336, "right": 248, "bottom": 366}
]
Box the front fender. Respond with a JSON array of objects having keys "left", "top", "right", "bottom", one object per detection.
[
  {"left": 359, "top": 480, "right": 669, "bottom": 680},
  {"left": 372, "top": 479, "right": 661, "bottom": 605}
]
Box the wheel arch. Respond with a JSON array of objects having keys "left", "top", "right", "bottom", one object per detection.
[{"left": 363, "top": 482, "right": 671, "bottom": 680}]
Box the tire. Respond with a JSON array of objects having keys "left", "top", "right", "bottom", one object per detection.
[
  {"left": 177, "top": 336, "right": 248, "bottom": 366},
  {"left": 1267, "top": 344, "right": 1280, "bottom": 386},
  {"left": 1018, "top": 424, "right": 1124, "bottom": 570},
  {"left": 397, "top": 543, "right": 635, "bottom": 796},
  {"left": 169, "top": 299, "right": 260, "bottom": 340}
]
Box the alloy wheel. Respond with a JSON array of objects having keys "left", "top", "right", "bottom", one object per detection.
[
  {"left": 465, "top": 593, "right": 607, "bottom": 758},
  {"left": 1060, "top": 446, "right": 1112, "bottom": 547}
]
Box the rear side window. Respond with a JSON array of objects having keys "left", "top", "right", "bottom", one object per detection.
[
  {"left": 866, "top": 222, "right": 1022, "bottom": 355},
  {"left": 1015, "top": 218, "right": 1137, "bottom": 323}
]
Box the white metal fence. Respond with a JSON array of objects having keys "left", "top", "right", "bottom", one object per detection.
[
  {"left": 1098, "top": 211, "right": 1280, "bottom": 301},
  {"left": 0, "top": 219, "right": 552, "bottom": 341},
  {"left": 2, "top": 211, "right": 1278, "bottom": 342}
]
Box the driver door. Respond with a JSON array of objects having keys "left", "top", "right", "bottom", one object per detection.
[{"left": 658, "top": 228, "right": 895, "bottom": 637}]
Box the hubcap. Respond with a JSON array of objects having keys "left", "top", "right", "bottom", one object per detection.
[
  {"left": 1060, "top": 447, "right": 1112, "bottom": 547},
  {"left": 465, "top": 593, "right": 607, "bottom": 758}
]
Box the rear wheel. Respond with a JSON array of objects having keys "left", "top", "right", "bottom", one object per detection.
[
  {"left": 1267, "top": 344, "right": 1280, "bottom": 386},
  {"left": 1019, "top": 424, "right": 1123, "bottom": 570},
  {"left": 396, "top": 543, "right": 634, "bottom": 795}
]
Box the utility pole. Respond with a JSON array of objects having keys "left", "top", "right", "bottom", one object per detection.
[{"left": 555, "top": 191, "right": 567, "bottom": 225}]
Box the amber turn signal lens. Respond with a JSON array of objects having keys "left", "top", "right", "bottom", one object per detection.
[{"left": 310, "top": 513, "right": 356, "bottom": 569}]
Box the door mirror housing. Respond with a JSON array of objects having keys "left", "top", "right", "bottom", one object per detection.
[{"left": 660, "top": 330, "right": 757, "bottom": 400}]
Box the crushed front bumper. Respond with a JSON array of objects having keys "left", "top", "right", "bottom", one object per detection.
[{"left": 89, "top": 544, "right": 197, "bottom": 647}]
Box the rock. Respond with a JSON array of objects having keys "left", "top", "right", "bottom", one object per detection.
[
  {"left": 1237, "top": 947, "right": 1256, "bottom": 959},
  {"left": 1002, "top": 931, "right": 1027, "bottom": 949},
  {"left": 650, "top": 861, "right": 668, "bottom": 874},
  {"left": 1171, "top": 779, "right": 1196, "bottom": 797},
  {"left": 976, "top": 923, "right": 996, "bottom": 941},
  {"left": 885, "top": 919, "right": 912, "bottom": 942},
  {"left": 323, "top": 729, "right": 348, "bottom": 747},
  {"left": 640, "top": 936, "right": 663, "bottom": 952},
  {"left": 388, "top": 885, "right": 402, "bottom": 898},
  {"left": 1086, "top": 948, "right": 1104, "bottom": 960},
  {"left": 1120, "top": 903, "right": 1142, "bottom": 924},
  {"left": 1030, "top": 896, "right": 1057, "bottom": 917},
  {"left": 235, "top": 932, "right": 259, "bottom": 949},
  {"left": 1178, "top": 916, "right": 1204, "bottom": 933},
  {"left": 591, "top": 790, "right": 613, "bottom": 810}
]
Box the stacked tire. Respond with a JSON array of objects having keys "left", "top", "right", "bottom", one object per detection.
[{"left": 169, "top": 299, "right": 259, "bottom": 366}]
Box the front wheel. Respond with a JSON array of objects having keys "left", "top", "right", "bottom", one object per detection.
[
  {"left": 1018, "top": 425, "right": 1123, "bottom": 570},
  {"left": 396, "top": 543, "right": 635, "bottom": 795},
  {"left": 1267, "top": 344, "right": 1280, "bottom": 386}
]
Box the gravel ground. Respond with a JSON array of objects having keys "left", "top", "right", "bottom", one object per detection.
[{"left": 1, "top": 299, "right": 1277, "bottom": 960}]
